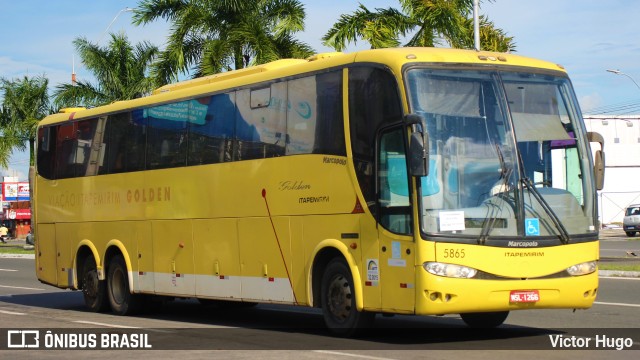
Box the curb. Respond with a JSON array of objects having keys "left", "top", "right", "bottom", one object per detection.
[
  {"left": 598, "top": 270, "right": 640, "bottom": 278},
  {"left": 0, "top": 253, "right": 35, "bottom": 259}
]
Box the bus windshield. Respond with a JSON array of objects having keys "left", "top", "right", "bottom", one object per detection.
[{"left": 405, "top": 68, "right": 596, "bottom": 242}]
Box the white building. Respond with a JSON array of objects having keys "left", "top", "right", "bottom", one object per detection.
[{"left": 583, "top": 115, "right": 640, "bottom": 226}]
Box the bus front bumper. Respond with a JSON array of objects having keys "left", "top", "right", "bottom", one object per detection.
[{"left": 415, "top": 271, "right": 598, "bottom": 315}]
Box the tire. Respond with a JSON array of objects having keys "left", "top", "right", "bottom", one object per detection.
[
  {"left": 460, "top": 311, "right": 509, "bottom": 328},
  {"left": 320, "top": 258, "right": 374, "bottom": 337},
  {"left": 107, "top": 254, "right": 143, "bottom": 315},
  {"left": 81, "top": 255, "right": 110, "bottom": 312},
  {"left": 625, "top": 231, "right": 636, "bottom": 237}
]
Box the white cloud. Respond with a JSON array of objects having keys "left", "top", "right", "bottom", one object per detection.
[{"left": 579, "top": 93, "right": 603, "bottom": 113}]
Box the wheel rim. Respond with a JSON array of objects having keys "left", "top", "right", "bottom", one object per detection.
[
  {"left": 110, "top": 267, "right": 126, "bottom": 305},
  {"left": 327, "top": 273, "right": 352, "bottom": 322},
  {"left": 83, "top": 270, "right": 98, "bottom": 298}
]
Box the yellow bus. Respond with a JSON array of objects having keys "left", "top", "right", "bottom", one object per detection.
[{"left": 33, "top": 47, "right": 605, "bottom": 336}]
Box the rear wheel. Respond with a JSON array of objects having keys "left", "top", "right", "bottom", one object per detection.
[
  {"left": 107, "top": 254, "right": 143, "bottom": 315},
  {"left": 625, "top": 231, "right": 637, "bottom": 237},
  {"left": 320, "top": 258, "right": 374, "bottom": 337},
  {"left": 460, "top": 311, "right": 509, "bottom": 328},
  {"left": 81, "top": 255, "right": 109, "bottom": 312}
]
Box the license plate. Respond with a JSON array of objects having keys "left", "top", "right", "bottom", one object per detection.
[{"left": 509, "top": 290, "right": 540, "bottom": 303}]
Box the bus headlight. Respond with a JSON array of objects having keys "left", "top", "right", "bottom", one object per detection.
[
  {"left": 566, "top": 261, "right": 597, "bottom": 276},
  {"left": 423, "top": 262, "right": 478, "bottom": 278}
]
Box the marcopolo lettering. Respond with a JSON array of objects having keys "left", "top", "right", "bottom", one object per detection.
[
  {"left": 323, "top": 156, "right": 347, "bottom": 165},
  {"left": 508, "top": 241, "right": 539, "bottom": 247}
]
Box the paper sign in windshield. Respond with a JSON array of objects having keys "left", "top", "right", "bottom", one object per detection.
[{"left": 439, "top": 211, "right": 466, "bottom": 232}]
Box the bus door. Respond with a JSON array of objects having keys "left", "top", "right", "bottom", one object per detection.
[{"left": 377, "top": 126, "right": 415, "bottom": 312}]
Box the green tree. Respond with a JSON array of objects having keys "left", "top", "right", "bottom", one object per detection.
[
  {"left": 133, "top": 0, "right": 315, "bottom": 85},
  {"left": 323, "top": 0, "right": 515, "bottom": 52},
  {"left": 53, "top": 32, "right": 159, "bottom": 108},
  {"left": 0, "top": 75, "right": 50, "bottom": 167}
]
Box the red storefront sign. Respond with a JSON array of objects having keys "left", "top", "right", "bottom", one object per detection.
[{"left": 4, "top": 208, "right": 31, "bottom": 220}]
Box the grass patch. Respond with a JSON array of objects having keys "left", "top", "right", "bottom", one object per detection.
[
  {"left": 599, "top": 263, "right": 640, "bottom": 272},
  {"left": 0, "top": 244, "right": 35, "bottom": 255}
]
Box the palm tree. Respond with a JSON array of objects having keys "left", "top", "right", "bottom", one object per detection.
[
  {"left": 132, "top": 0, "right": 315, "bottom": 85},
  {"left": 53, "top": 32, "right": 159, "bottom": 108},
  {"left": 0, "top": 75, "right": 50, "bottom": 167},
  {"left": 322, "top": 0, "right": 515, "bottom": 52}
]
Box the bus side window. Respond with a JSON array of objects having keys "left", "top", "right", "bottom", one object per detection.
[
  {"left": 37, "top": 126, "right": 57, "bottom": 179},
  {"left": 286, "top": 71, "right": 345, "bottom": 156},
  {"left": 146, "top": 101, "right": 189, "bottom": 169},
  {"left": 188, "top": 93, "right": 236, "bottom": 165},
  {"left": 378, "top": 127, "right": 412, "bottom": 234},
  {"left": 105, "top": 111, "right": 146, "bottom": 173},
  {"left": 55, "top": 123, "right": 76, "bottom": 179},
  {"left": 349, "top": 66, "right": 403, "bottom": 212},
  {"left": 235, "top": 84, "right": 286, "bottom": 161}
]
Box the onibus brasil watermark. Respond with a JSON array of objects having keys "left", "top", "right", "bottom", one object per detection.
[{"left": 7, "top": 330, "right": 152, "bottom": 349}]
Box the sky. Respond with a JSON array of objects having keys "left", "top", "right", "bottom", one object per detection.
[{"left": 2, "top": 0, "right": 640, "bottom": 180}]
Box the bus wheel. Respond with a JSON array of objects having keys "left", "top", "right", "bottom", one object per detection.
[
  {"left": 460, "top": 311, "right": 509, "bottom": 328},
  {"left": 625, "top": 231, "right": 636, "bottom": 237},
  {"left": 107, "top": 254, "right": 143, "bottom": 315},
  {"left": 81, "top": 255, "right": 109, "bottom": 312},
  {"left": 320, "top": 258, "right": 374, "bottom": 336}
]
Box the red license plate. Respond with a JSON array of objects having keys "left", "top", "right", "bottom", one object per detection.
[{"left": 509, "top": 290, "right": 540, "bottom": 303}]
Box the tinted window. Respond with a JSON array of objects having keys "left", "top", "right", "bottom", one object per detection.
[
  {"left": 104, "top": 111, "right": 147, "bottom": 173},
  {"left": 287, "top": 71, "right": 345, "bottom": 155},
  {"left": 37, "top": 70, "right": 349, "bottom": 179},
  {"left": 188, "top": 93, "right": 236, "bottom": 165},
  {"left": 55, "top": 123, "right": 77, "bottom": 179},
  {"left": 145, "top": 102, "right": 191, "bottom": 169},
  {"left": 37, "top": 126, "right": 57, "bottom": 179},
  {"left": 235, "top": 84, "right": 287, "bottom": 160},
  {"left": 349, "top": 66, "right": 403, "bottom": 208}
]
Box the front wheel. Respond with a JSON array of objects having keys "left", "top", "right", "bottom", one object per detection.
[
  {"left": 460, "top": 311, "right": 509, "bottom": 328},
  {"left": 320, "top": 258, "right": 374, "bottom": 337},
  {"left": 625, "top": 231, "right": 637, "bottom": 237},
  {"left": 107, "top": 254, "right": 143, "bottom": 315}
]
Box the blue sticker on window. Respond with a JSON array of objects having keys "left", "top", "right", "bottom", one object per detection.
[{"left": 525, "top": 218, "right": 540, "bottom": 236}]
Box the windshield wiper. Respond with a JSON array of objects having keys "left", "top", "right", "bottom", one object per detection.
[
  {"left": 521, "top": 177, "right": 570, "bottom": 244},
  {"left": 479, "top": 144, "right": 512, "bottom": 244}
]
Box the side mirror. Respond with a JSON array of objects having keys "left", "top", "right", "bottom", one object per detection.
[
  {"left": 405, "top": 114, "right": 429, "bottom": 177},
  {"left": 593, "top": 150, "right": 605, "bottom": 191},
  {"left": 587, "top": 131, "right": 605, "bottom": 190}
]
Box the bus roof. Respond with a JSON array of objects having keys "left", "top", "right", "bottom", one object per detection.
[{"left": 39, "top": 47, "right": 567, "bottom": 126}]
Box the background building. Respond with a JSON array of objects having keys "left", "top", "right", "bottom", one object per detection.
[
  {"left": 583, "top": 115, "right": 640, "bottom": 227},
  {"left": 1, "top": 176, "right": 31, "bottom": 238}
]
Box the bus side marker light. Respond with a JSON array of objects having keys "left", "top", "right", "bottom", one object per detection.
[{"left": 349, "top": 243, "right": 357, "bottom": 249}]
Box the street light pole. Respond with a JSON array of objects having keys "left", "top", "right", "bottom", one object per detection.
[
  {"left": 473, "top": 0, "right": 480, "bottom": 51},
  {"left": 97, "top": 7, "right": 134, "bottom": 44},
  {"left": 606, "top": 69, "right": 640, "bottom": 90}
]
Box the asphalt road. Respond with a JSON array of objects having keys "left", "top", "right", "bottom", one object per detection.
[
  {"left": 599, "top": 228, "right": 640, "bottom": 265},
  {"left": 1, "top": 250, "right": 639, "bottom": 359}
]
